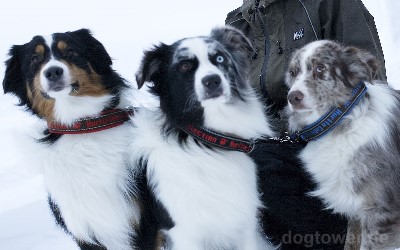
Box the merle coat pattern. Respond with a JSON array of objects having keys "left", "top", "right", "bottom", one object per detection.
[{"left": 286, "top": 40, "right": 400, "bottom": 250}]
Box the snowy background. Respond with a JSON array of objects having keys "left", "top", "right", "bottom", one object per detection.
[{"left": 0, "top": 0, "right": 399, "bottom": 249}]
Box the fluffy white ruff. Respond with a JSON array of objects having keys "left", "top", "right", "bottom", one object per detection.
[
  {"left": 52, "top": 94, "right": 115, "bottom": 125},
  {"left": 40, "top": 70, "right": 138, "bottom": 249},
  {"left": 300, "top": 83, "right": 396, "bottom": 217},
  {"left": 38, "top": 106, "right": 139, "bottom": 250},
  {"left": 129, "top": 106, "right": 275, "bottom": 250}
]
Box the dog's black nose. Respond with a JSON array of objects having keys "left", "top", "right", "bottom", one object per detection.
[
  {"left": 288, "top": 90, "right": 304, "bottom": 106},
  {"left": 202, "top": 74, "right": 221, "bottom": 91},
  {"left": 44, "top": 66, "right": 64, "bottom": 82}
]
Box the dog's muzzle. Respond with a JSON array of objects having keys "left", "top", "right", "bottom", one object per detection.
[
  {"left": 44, "top": 66, "right": 66, "bottom": 92},
  {"left": 202, "top": 74, "right": 224, "bottom": 99}
]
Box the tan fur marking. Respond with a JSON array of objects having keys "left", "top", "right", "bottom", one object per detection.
[
  {"left": 57, "top": 41, "right": 67, "bottom": 52},
  {"left": 35, "top": 45, "right": 45, "bottom": 55},
  {"left": 28, "top": 71, "right": 55, "bottom": 120},
  {"left": 67, "top": 63, "right": 109, "bottom": 97},
  {"left": 155, "top": 230, "right": 166, "bottom": 249}
]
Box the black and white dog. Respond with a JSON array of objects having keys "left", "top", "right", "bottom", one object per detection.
[
  {"left": 131, "top": 26, "right": 276, "bottom": 249},
  {"left": 3, "top": 29, "right": 140, "bottom": 250},
  {"left": 286, "top": 40, "right": 400, "bottom": 249}
]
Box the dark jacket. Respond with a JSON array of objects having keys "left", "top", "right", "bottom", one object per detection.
[
  {"left": 226, "top": 0, "right": 386, "bottom": 249},
  {"left": 226, "top": 0, "right": 386, "bottom": 114}
]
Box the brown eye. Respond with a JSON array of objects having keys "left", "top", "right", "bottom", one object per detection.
[
  {"left": 65, "top": 48, "right": 75, "bottom": 57},
  {"left": 289, "top": 68, "right": 298, "bottom": 77},
  {"left": 31, "top": 54, "right": 41, "bottom": 64},
  {"left": 179, "top": 62, "right": 192, "bottom": 73},
  {"left": 315, "top": 65, "right": 326, "bottom": 73}
]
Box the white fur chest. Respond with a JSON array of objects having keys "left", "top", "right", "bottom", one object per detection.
[
  {"left": 148, "top": 139, "right": 261, "bottom": 227},
  {"left": 300, "top": 85, "right": 395, "bottom": 217},
  {"left": 301, "top": 134, "right": 365, "bottom": 216},
  {"left": 130, "top": 111, "right": 264, "bottom": 249},
  {"left": 42, "top": 123, "right": 139, "bottom": 250}
]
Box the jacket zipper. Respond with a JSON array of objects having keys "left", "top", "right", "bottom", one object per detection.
[{"left": 255, "top": 4, "right": 270, "bottom": 99}]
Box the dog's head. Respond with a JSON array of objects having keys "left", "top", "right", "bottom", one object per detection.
[
  {"left": 2, "top": 29, "right": 126, "bottom": 123},
  {"left": 136, "top": 26, "right": 254, "bottom": 127},
  {"left": 285, "top": 40, "right": 379, "bottom": 131}
]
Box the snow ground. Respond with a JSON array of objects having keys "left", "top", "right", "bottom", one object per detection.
[{"left": 0, "top": 0, "right": 399, "bottom": 249}]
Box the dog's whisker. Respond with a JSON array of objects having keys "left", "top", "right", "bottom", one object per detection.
[{"left": 183, "top": 93, "right": 199, "bottom": 113}]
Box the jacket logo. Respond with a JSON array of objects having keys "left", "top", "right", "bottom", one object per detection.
[{"left": 294, "top": 28, "right": 305, "bottom": 41}]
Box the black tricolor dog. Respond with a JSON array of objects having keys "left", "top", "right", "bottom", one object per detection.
[
  {"left": 130, "top": 26, "right": 276, "bottom": 249},
  {"left": 3, "top": 29, "right": 141, "bottom": 250}
]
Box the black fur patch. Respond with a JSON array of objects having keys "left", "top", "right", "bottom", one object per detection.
[
  {"left": 3, "top": 29, "right": 126, "bottom": 115},
  {"left": 3, "top": 29, "right": 127, "bottom": 143},
  {"left": 135, "top": 26, "right": 254, "bottom": 139}
]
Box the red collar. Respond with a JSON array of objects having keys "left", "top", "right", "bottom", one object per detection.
[
  {"left": 47, "top": 108, "right": 134, "bottom": 134},
  {"left": 181, "top": 124, "right": 255, "bottom": 153}
]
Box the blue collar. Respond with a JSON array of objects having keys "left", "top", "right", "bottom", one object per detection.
[{"left": 290, "top": 82, "right": 367, "bottom": 142}]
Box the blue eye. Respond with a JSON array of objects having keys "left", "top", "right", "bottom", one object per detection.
[
  {"left": 216, "top": 55, "right": 225, "bottom": 63},
  {"left": 315, "top": 65, "right": 325, "bottom": 73}
]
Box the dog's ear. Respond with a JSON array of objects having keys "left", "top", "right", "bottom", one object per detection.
[
  {"left": 136, "top": 43, "right": 169, "bottom": 89},
  {"left": 340, "top": 45, "right": 380, "bottom": 86},
  {"left": 210, "top": 26, "right": 254, "bottom": 56},
  {"left": 3, "top": 45, "right": 22, "bottom": 94},
  {"left": 70, "top": 29, "right": 113, "bottom": 75},
  {"left": 2, "top": 45, "right": 28, "bottom": 105}
]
